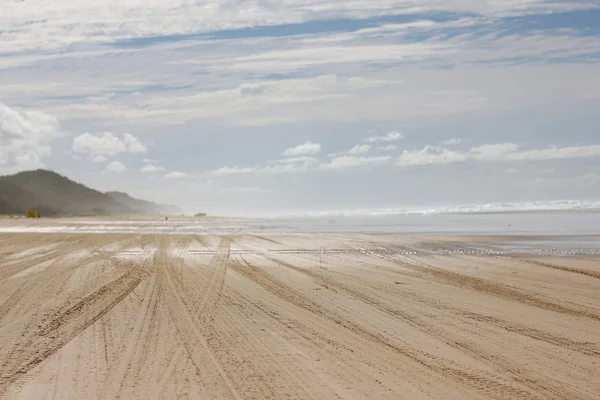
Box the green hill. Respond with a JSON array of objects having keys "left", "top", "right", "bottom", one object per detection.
[{"left": 0, "top": 169, "right": 183, "bottom": 216}]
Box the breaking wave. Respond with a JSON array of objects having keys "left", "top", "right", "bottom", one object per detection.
[{"left": 282, "top": 200, "right": 600, "bottom": 218}]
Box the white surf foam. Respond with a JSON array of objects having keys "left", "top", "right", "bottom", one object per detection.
[{"left": 279, "top": 200, "right": 600, "bottom": 218}]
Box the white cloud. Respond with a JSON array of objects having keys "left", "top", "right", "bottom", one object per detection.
[
  {"left": 239, "top": 83, "right": 265, "bottom": 96},
  {"left": 211, "top": 152, "right": 393, "bottom": 175},
  {"left": 17, "top": 52, "right": 597, "bottom": 128},
  {"left": 398, "top": 143, "right": 600, "bottom": 166},
  {"left": 91, "top": 154, "right": 107, "bottom": 163},
  {"left": 212, "top": 156, "right": 319, "bottom": 175},
  {"left": 212, "top": 166, "right": 259, "bottom": 176},
  {"left": 348, "top": 144, "right": 371, "bottom": 155},
  {"left": 269, "top": 156, "right": 319, "bottom": 165},
  {"left": 213, "top": 141, "right": 600, "bottom": 175},
  {"left": 378, "top": 145, "right": 398, "bottom": 152},
  {"left": 505, "top": 145, "right": 600, "bottom": 161},
  {"left": 165, "top": 171, "right": 188, "bottom": 179},
  {"left": 217, "top": 44, "right": 443, "bottom": 74},
  {"left": 282, "top": 141, "right": 322, "bottom": 156},
  {"left": 0, "top": 102, "right": 64, "bottom": 172},
  {"left": 3, "top": 7, "right": 600, "bottom": 130},
  {"left": 442, "top": 138, "right": 462, "bottom": 145},
  {"left": 210, "top": 141, "right": 600, "bottom": 176},
  {"left": 72, "top": 132, "right": 147, "bottom": 156},
  {"left": 2, "top": 0, "right": 597, "bottom": 53},
  {"left": 141, "top": 164, "right": 165, "bottom": 173},
  {"left": 322, "top": 155, "right": 391, "bottom": 170},
  {"left": 105, "top": 160, "right": 127, "bottom": 173},
  {"left": 366, "top": 131, "right": 404, "bottom": 143},
  {"left": 143, "top": 158, "right": 158, "bottom": 163},
  {"left": 469, "top": 143, "right": 520, "bottom": 161},
  {"left": 398, "top": 146, "right": 467, "bottom": 166},
  {"left": 262, "top": 156, "right": 319, "bottom": 173},
  {"left": 123, "top": 133, "right": 147, "bottom": 153}
]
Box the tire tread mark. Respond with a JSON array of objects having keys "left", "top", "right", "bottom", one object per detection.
[
  {"left": 231, "top": 256, "right": 541, "bottom": 400},
  {"left": 157, "top": 236, "right": 242, "bottom": 400},
  {"left": 511, "top": 257, "right": 600, "bottom": 280},
  {"left": 192, "top": 238, "right": 231, "bottom": 320},
  {"left": 355, "top": 246, "right": 600, "bottom": 322},
  {"left": 459, "top": 311, "right": 600, "bottom": 357},
  {"left": 100, "top": 276, "right": 158, "bottom": 400},
  {"left": 0, "top": 268, "right": 144, "bottom": 394},
  {"left": 0, "top": 236, "right": 139, "bottom": 323},
  {"left": 270, "top": 252, "right": 600, "bottom": 356},
  {"left": 0, "top": 236, "right": 96, "bottom": 282},
  {"left": 147, "top": 348, "right": 184, "bottom": 400},
  {"left": 216, "top": 288, "right": 338, "bottom": 400}
]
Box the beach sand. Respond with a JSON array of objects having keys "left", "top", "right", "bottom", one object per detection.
[{"left": 0, "top": 227, "right": 599, "bottom": 399}]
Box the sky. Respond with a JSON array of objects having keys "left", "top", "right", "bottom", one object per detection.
[{"left": 1, "top": 0, "right": 600, "bottom": 216}]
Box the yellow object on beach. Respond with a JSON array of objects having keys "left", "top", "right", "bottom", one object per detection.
[{"left": 26, "top": 209, "right": 38, "bottom": 218}]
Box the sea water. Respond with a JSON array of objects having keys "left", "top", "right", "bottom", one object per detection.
[{"left": 2, "top": 210, "right": 599, "bottom": 236}]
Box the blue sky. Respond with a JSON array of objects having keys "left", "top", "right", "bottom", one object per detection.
[{"left": 1, "top": 0, "right": 600, "bottom": 215}]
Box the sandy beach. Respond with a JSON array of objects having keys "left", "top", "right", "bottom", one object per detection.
[{"left": 0, "top": 223, "right": 599, "bottom": 399}]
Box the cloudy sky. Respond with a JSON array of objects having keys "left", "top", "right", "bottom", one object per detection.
[{"left": 1, "top": 0, "right": 600, "bottom": 215}]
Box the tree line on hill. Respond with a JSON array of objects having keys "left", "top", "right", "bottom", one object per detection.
[{"left": 0, "top": 169, "right": 183, "bottom": 217}]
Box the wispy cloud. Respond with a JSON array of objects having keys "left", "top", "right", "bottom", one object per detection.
[
  {"left": 213, "top": 156, "right": 320, "bottom": 175},
  {"left": 141, "top": 164, "right": 165, "bottom": 173},
  {"left": 6, "top": 0, "right": 598, "bottom": 53},
  {"left": 398, "top": 143, "right": 600, "bottom": 166},
  {"left": 282, "top": 141, "right": 321, "bottom": 156},
  {"left": 441, "top": 138, "right": 461, "bottom": 145},
  {"left": 0, "top": 102, "right": 64, "bottom": 173},
  {"left": 212, "top": 166, "right": 259, "bottom": 176},
  {"left": 92, "top": 155, "right": 107, "bottom": 163},
  {"left": 348, "top": 144, "right": 371, "bottom": 155},
  {"left": 366, "top": 131, "right": 404, "bottom": 143},
  {"left": 322, "top": 155, "right": 391, "bottom": 170},
  {"left": 378, "top": 145, "right": 398, "bottom": 152},
  {"left": 105, "top": 160, "right": 127, "bottom": 173},
  {"left": 164, "top": 171, "right": 188, "bottom": 179},
  {"left": 72, "top": 132, "right": 146, "bottom": 156}
]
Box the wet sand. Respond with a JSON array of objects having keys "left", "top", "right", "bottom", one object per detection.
[{"left": 0, "top": 229, "right": 599, "bottom": 399}]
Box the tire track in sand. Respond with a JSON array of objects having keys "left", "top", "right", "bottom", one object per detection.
[
  {"left": 510, "top": 257, "right": 600, "bottom": 280},
  {"left": 157, "top": 236, "right": 242, "bottom": 400},
  {"left": 0, "top": 235, "right": 99, "bottom": 282},
  {"left": 146, "top": 348, "right": 185, "bottom": 400},
  {"left": 0, "top": 267, "right": 146, "bottom": 394},
  {"left": 271, "top": 252, "right": 600, "bottom": 356},
  {"left": 293, "top": 266, "right": 581, "bottom": 398},
  {"left": 191, "top": 237, "right": 231, "bottom": 321},
  {"left": 0, "top": 236, "right": 131, "bottom": 323},
  {"left": 99, "top": 245, "right": 159, "bottom": 400},
  {"left": 353, "top": 246, "right": 600, "bottom": 322},
  {"left": 231, "top": 256, "right": 542, "bottom": 400}
]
